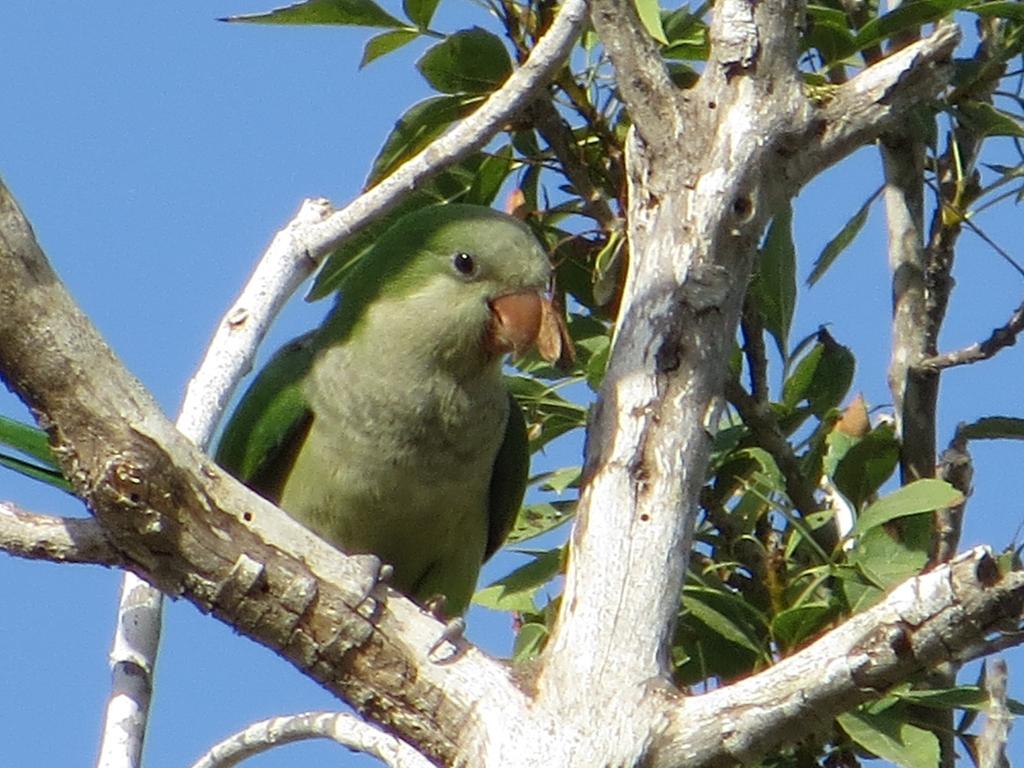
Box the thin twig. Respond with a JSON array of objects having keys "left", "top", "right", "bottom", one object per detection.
[
  {"left": 190, "top": 711, "right": 432, "bottom": 768},
  {"left": 528, "top": 98, "right": 619, "bottom": 230},
  {"left": 723, "top": 379, "right": 820, "bottom": 519},
  {"left": 923, "top": 18, "right": 1010, "bottom": 348},
  {"left": 916, "top": 297, "right": 1024, "bottom": 372},
  {"left": 740, "top": 297, "right": 769, "bottom": 404}
]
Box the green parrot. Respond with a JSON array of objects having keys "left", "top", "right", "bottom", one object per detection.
[{"left": 216, "top": 204, "right": 562, "bottom": 616}]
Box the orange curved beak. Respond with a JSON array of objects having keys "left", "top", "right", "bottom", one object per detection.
[
  {"left": 488, "top": 291, "right": 543, "bottom": 358},
  {"left": 488, "top": 292, "right": 576, "bottom": 368}
]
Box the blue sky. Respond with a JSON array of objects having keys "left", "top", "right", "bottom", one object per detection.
[{"left": 1, "top": 2, "right": 1023, "bottom": 766}]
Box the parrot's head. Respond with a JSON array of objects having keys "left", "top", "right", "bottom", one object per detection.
[{"left": 337, "top": 204, "right": 570, "bottom": 371}]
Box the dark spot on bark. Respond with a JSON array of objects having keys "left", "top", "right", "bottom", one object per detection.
[
  {"left": 976, "top": 552, "right": 999, "bottom": 587},
  {"left": 732, "top": 195, "right": 753, "bottom": 221},
  {"left": 629, "top": 453, "right": 651, "bottom": 494},
  {"left": 640, "top": 513, "right": 650, "bottom": 522},
  {"left": 130, "top": 493, "right": 139, "bottom": 503},
  {"left": 707, "top": 100, "right": 716, "bottom": 109},
  {"left": 243, "top": 511, "right": 252, "bottom": 522},
  {"left": 890, "top": 622, "right": 913, "bottom": 658},
  {"left": 655, "top": 335, "right": 683, "bottom": 373}
]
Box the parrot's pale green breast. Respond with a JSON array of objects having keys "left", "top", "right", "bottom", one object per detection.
[{"left": 216, "top": 204, "right": 551, "bottom": 615}]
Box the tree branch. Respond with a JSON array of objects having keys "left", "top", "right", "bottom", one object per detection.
[
  {"left": 932, "top": 429, "right": 973, "bottom": 565},
  {"left": 785, "top": 25, "right": 960, "bottom": 189},
  {"left": 657, "top": 547, "right": 1024, "bottom": 767},
  {"left": 0, "top": 501, "right": 122, "bottom": 565},
  {"left": 177, "top": 198, "right": 335, "bottom": 443},
  {"left": 978, "top": 658, "right": 1011, "bottom": 768},
  {"left": 922, "top": 19, "right": 1007, "bottom": 370},
  {"left": 883, "top": 124, "right": 936, "bottom": 483},
  {"left": 587, "top": 0, "right": 680, "bottom": 144},
  {"left": 0, "top": 8, "right": 1004, "bottom": 768},
  {"left": 189, "top": 711, "right": 431, "bottom": 768},
  {"left": 98, "top": 574, "right": 163, "bottom": 768},
  {"left": 916, "top": 296, "right": 1024, "bottom": 372},
  {"left": 740, "top": 296, "right": 770, "bottom": 404}
]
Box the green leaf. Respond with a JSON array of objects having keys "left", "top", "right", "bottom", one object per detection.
[
  {"left": 781, "top": 329, "right": 854, "bottom": 417},
  {"left": 0, "top": 415, "right": 57, "bottom": 467},
  {"left": 807, "top": 187, "right": 880, "bottom": 287},
  {"left": 512, "top": 621, "right": 548, "bottom": 660},
  {"left": 0, "top": 417, "right": 70, "bottom": 492},
  {"left": 834, "top": 564, "right": 885, "bottom": 612},
  {"left": 0, "top": 453, "right": 72, "bottom": 492},
  {"left": 465, "top": 145, "right": 513, "bottom": 206},
  {"left": 771, "top": 603, "right": 834, "bottom": 651},
  {"left": 633, "top": 0, "right": 669, "bottom": 44},
  {"left": 838, "top": 709, "right": 940, "bottom": 768},
  {"left": 360, "top": 28, "right": 420, "bottom": 68},
  {"left": 506, "top": 375, "right": 588, "bottom": 452},
  {"left": 854, "top": 525, "right": 930, "bottom": 590},
  {"left": 970, "top": 1, "right": 1024, "bottom": 20},
  {"left": 735, "top": 447, "right": 784, "bottom": 489},
  {"left": 853, "top": 478, "right": 964, "bottom": 534},
  {"left": 954, "top": 101, "right": 1024, "bottom": 138},
  {"left": 802, "top": 7, "right": 856, "bottom": 64},
  {"left": 661, "top": 5, "right": 708, "bottom": 59},
  {"left": 683, "top": 587, "right": 768, "bottom": 657},
  {"left": 892, "top": 685, "right": 989, "bottom": 710},
  {"left": 853, "top": 0, "right": 976, "bottom": 53},
  {"left": 416, "top": 27, "right": 512, "bottom": 94},
  {"left": 507, "top": 501, "right": 575, "bottom": 544},
  {"left": 831, "top": 424, "right": 900, "bottom": 511},
  {"left": 403, "top": 0, "right": 441, "bottom": 28},
  {"left": 752, "top": 205, "right": 797, "bottom": 359},
  {"left": 584, "top": 338, "right": 610, "bottom": 391},
  {"left": 592, "top": 230, "right": 625, "bottom": 307},
  {"left": 366, "top": 94, "right": 482, "bottom": 185},
  {"left": 474, "top": 548, "right": 562, "bottom": 612},
  {"left": 959, "top": 416, "right": 1024, "bottom": 440},
  {"left": 223, "top": 0, "right": 404, "bottom": 27},
  {"left": 535, "top": 466, "right": 580, "bottom": 493}
]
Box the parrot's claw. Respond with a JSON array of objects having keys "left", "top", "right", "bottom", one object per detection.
[
  {"left": 427, "top": 617, "right": 467, "bottom": 663},
  {"left": 424, "top": 594, "right": 448, "bottom": 620}
]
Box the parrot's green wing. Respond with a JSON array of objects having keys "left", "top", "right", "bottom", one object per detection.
[
  {"left": 484, "top": 391, "right": 530, "bottom": 560},
  {"left": 216, "top": 333, "right": 317, "bottom": 503}
]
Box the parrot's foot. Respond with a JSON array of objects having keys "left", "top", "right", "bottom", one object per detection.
[
  {"left": 354, "top": 561, "right": 394, "bottom": 620},
  {"left": 427, "top": 617, "right": 467, "bottom": 664}
]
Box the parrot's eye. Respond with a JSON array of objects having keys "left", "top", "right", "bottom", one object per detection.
[{"left": 452, "top": 252, "right": 477, "bottom": 277}]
